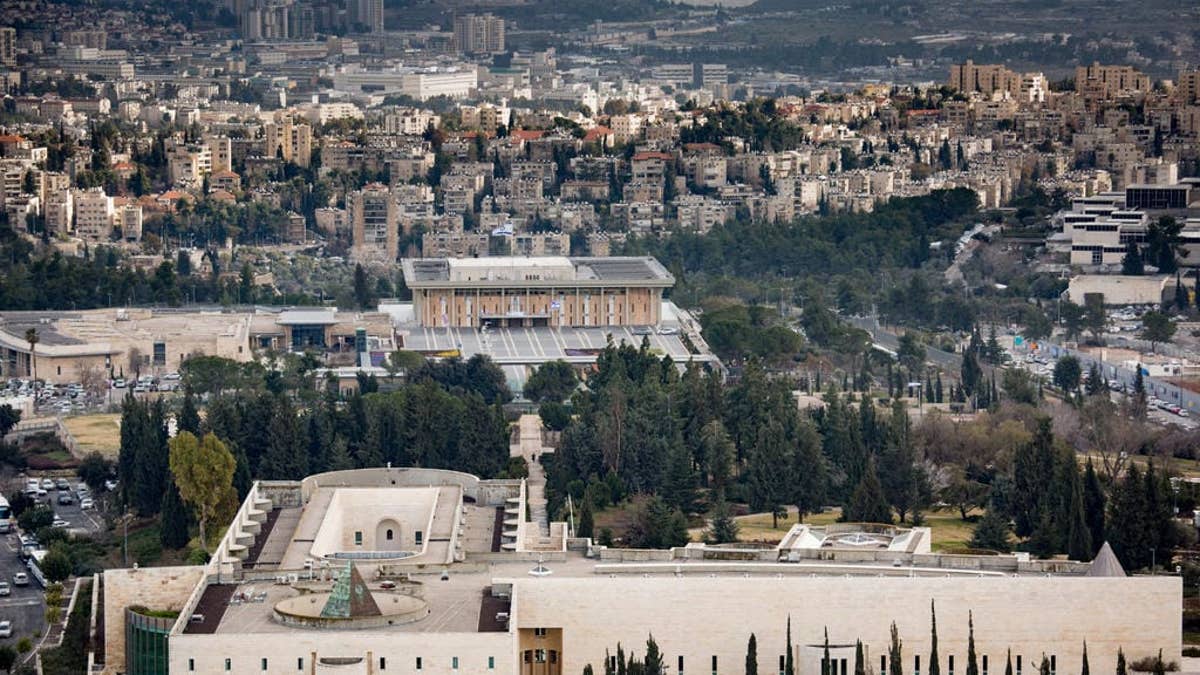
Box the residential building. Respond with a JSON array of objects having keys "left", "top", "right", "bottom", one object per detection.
[
  {"left": 0, "top": 27, "right": 15, "bottom": 68},
  {"left": 263, "top": 116, "right": 313, "bottom": 168},
  {"left": 348, "top": 183, "right": 399, "bottom": 260},
  {"left": 453, "top": 13, "right": 505, "bottom": 55},
  {"left": 73, "top": 187, "right": 114, "bottom": 240}
]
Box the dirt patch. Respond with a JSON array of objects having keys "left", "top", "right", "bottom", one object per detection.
[{"left": 63, "top": 414, "right": 121, "bottom": 460}]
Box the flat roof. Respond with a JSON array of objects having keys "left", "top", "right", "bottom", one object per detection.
[
  {"left": 401, "top": 257, "right": 674, "bottom": 288},
  {"left": 276, "top": 309, "right": 340, "bottom": 325}
]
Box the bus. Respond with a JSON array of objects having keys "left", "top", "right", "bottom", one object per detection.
[{"left": 0, "top": 494, "right": 10, "bottom": 533}]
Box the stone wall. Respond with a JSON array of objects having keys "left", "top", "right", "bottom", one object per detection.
[
  {"left": 508, "top": 575, "right": 1180, "bottom": 675},
  {"left": 101, "top": 566, "right": 205, "bottom": 674}
]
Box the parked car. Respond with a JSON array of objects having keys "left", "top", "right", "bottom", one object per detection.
[
  {"left": 112, "top": 378, "right": 126, "bottom": 388},
  {"left": 56, "top": 493, "right": 73, "bottom": 506},
  {"left": 51, "top": 518, "right": 69, "bottom": 528},
  {"left": 0, "top": 621, "right": 11, "bottom": 638},
  {"left": 657, "top": 326, "right": 679, "bottom": 335},
  {"left": 104, "top": 479, "right": 118, "bottom": 492},
  {"left": 0, "top": 582, "right": 10, "bottom": 597},
  {"left": 39, "top": 478, "right": 53, "bottom": 490},
  {"left": 631, "top": 326, "right": 653, "bottom": 335},
  {"left": 79, "top": 499, "right": 94, "bottom": 510},
  {"left": 12, "top": 573, "right": 28, "bottom": 587},
  {"left": 54, "top": 478, "right": 69, "bottom": 491}
]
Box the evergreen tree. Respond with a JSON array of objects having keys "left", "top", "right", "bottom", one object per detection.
[
  {"left": 928, "top": 600, "right": 940, "bottom": 675},
  {"left": 706, "top": 497, "right": 740, "bottom": 544},
  {"left": 934, "top": 373, "right": 944, "bottom": 403},
  {"left": 1040, "top": 656, "right": 1051, "bottom": 675},
  {"left": 889, "top": 622, "right": 903, "bottom": 675},
  {"left": 645, "top": 634, "right": 663, "bottom": 675},
  {"left": 577, "top": 498, "right": 595, "bottom": 539},
  {"left": 1116, "top": 650, "right": 1126, "bottom": 675},
  {"left": 1082, "top": 642, "right": 1089, "bottom": 675},
  {"left": 791, "top": 419, "right": 827, "bottom": 522},
  {"left": 1005, "top": 651, "right": 1013, "bottom": 675},
  {"left": 966, "top": 612, "right": 978, "bottom": 675},
  {"left": 663, "top": 441, "right": 700, "bottom": 514},
  {"left": 1066, "top": 470, "right": 1093, "bottom": 561},
  {"left": 879, "top": 401, "right": 922, "bottom": 522},
  {"left": 749, "top": 420, "right": 793, "bottom": 528},
  {"left": 1121, "top": 242, "right": 1144, "bottom": 276},
  {"left": 786, "top": 616, "right": 795, "bottom": 675},
  {"left": 159, "top": 480, "right": 190, "bottom": 549},
  {"left": 746, "top": 633, "right": 758, "bottom": 675},
  {"left": 179, "top": 386, "right": 201, "bottom": 435},
  {"left": 970, "top": 506, "right": 1012, "bottom": 552},
  {"left": 1083, "top": 460, "right": 1106, "bottom": 555},
  {"left": 854, "top": 641, "right": 865, "bottom": 675},
  {"left": 823, "top": 628, "right": 831, "bottom": 675},
  {"left": 846, "top": 458, "right": 892, "bottom": 524}
]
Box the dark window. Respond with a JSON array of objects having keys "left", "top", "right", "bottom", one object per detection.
[
  {"left": 189, "top": 659, "right": 195, "bottom": 671},
  {"left": 713, "top": 655, "right": 718, "bottom": 674},
  {"left": 298, "top": 658, "right": 304, "bottom": 670},
  {"left": 882, "top": 656, "right": 888, "bottom": 675},
  {"left": 386, "top": 529, "right": 394, "bottom": 541},
  {"left": 949, "top": 656, "right": 955, "bottom": 675},
  {"left": 225, "top": 659, "right": 232, "bottom": 671},
  {"left": 381, "top": 657, "right": 387, "bottom": 670},
  {"left": 153, "top": 342, "right": 166, "bottom": 366},
  {"left": 262, "top": 658, "right": 268, "bottom": 670},
  {"left": 417, "top": 657, "right": 423, "bottom": 670},
  {"left": 983, "top": 656, "right": 989, "bottom": 675}
]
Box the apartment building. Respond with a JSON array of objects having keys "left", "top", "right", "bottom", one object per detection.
[
  {"left": 263, "top": 115, "right": 313, "bottom": 167},
  {"left": 453, "top": 13, "right": 505, "bottom": 55},
  {"left": 348, "top": 183, "right": 399, "bottom": 260},
  {"left": 1075, "top": 62, "right": 1151, "bottom": 97},
  {"left": 0, "top": 27, "right": 15, "bottom": 68},
  {"left": 73, "top": 187, "right": 114, "bottom": 240}
]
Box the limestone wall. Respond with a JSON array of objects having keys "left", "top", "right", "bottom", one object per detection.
[
  {"left": 168, "top": 630, "right": 513, "bottom": 675},
  {"left": 301, "top": 468, "right": 482, "bottom": 501},
  {"left": 101, "top": 566, "right": 205, "bottom": 674},
  {"left": 508, "top": 575, "right": 1180, "bottom": 675}
]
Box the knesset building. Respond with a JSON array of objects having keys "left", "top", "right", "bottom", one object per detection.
[{"left": 99, "top": 467, "right": 1178, "bottom": 675}]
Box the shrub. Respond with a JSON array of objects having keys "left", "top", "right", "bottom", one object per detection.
[
  {"left": 18, "top": 506, "right": 54, "bottom": 532},
  {"left": 1129, "top": 656, "right": 1177, "bottom": 672},
  {"left": 16, "top": 638, "right": 31, "bottom": 654},
  {"left": 186, "top": 547, "right": 210, "bottom": 565},
  {"left": 1181, "top": 648, "right": 1200, "bottom": 659}
]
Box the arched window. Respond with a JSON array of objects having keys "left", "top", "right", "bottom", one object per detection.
[{"left": 386, "top": 529, "right": 394, "bottom": 541}]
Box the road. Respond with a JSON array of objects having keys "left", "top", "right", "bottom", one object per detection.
[
  {"left": 847, "top": 316, "right": 962, "bottom": 371},
  {"left": 0, "top": 534, "right": 44, "bottom": 647}
]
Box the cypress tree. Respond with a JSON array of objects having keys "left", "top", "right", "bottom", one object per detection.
[
  {"left": 928, "top": 601, "right": 940, "bottom": 675},
  {"left": 855, "top": 641, "right": 865, "bottom": 675},
  {"left": 645, "top": 634, "right": 663, "bottom": 675},
  {"left": 1040, "top": 656, "right": 1051, "bottom": 675},
  {"left": 785, "top": 616, "right": 794, "bottom": 675},
  {"left": 577, "top": 498, "right": 595, "bottom": 539},
  {"left": 605, "top": 650, "right": 615, "bottom": 675},
  {"left": 617, "top": 644, "right": 627, "bottom": 675},
  {"left": 586, "top": 666, "right": 596, "bottom": 675},
  {"left": 847, "top": 458, "right": 892, "bottom": 524},
  {"left": 935, "top": 373, "right": 943, "bottom": 403},
  {"left": 1082, "top": 460, "right": 1106, "bottom": 556},
  {"left": 823, "top": 628, "right": 831, "bottom": 675},
  {"left": 746, "top": 633, "right": 758, "bottom": 675},
  {"left": 966, "top": 612, "right": 978, "bottom": 675},
  {"left": 889, "top": 622, "right": 903, "bottom": 675},
  {"left": 1005, "top": 650, "right": 1013, "bottom": 675},
  {"left": 1067, "top": 472, "right": 1093, "bottom": 561},
  {"left": 178, "top": 386, "right": 201, "bottom": 435},
  {"left": 1116, "top": 649, "right": 1126, "bottom": 675},
  {"left": 159, "top": 480, "right": 190, "bottom": 549},
  {"left": 1153, "top": 651, "right": 1165, "bottom": 675},
  {"left": 1082, "top": 642, "right": 1089, "bottom": 675}
]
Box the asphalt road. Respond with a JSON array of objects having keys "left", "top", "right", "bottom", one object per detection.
[
  {"left": 848, "top": 316, "right": 962, "bottom": 370},
  {"left": 0, "top": 535, "right": 44, "bottom": 647}
]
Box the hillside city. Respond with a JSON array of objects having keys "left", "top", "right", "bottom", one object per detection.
[{"left": 0, "top": 0, "right": 1197, "bottom": 674}]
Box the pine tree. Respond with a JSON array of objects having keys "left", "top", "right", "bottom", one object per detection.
[
  {"left": 928, "top": 601, "right": 940, "bottom": 675},
  {"left": 159, "top": 480, "right": 190, "bottom": 549},
  {"left": 889, "top": 622, "right": 903, "bottom": 675},
  {"left": 935, "top": 373, "right": 944, "bottom": 403},
  {"left": 1082, "top": 642, "right": 1089, "bottom": 675},
  {"left": 1005, "top": 650, "right": 1013, "bottom": 675},
  {"left": 855, "top": 641, "right": 865, "bottom": 675},
  {"left": 970, "top": 506, "right": 1012, "bottom": 553},
  {"left": 746, "top": 633, "right": 758, "bottom": 675},
  {"left": 618, "top": 645, "right": 627, "bottom": 675},
  {"left": 846, "top": 458, "right": 892, "bottom": 524},
  {"left": 749, "top": 420, "right": 793, "bottom": 528},
  {"left": 663, "top": 441, "right": 699, "bottom": 514},
  {"left": 577, "top": 498, "right": 595, "bottom": 539},
  {"left": 706, "top": 497, "right": 740, "bottom": 544},
  {"left": 966, "top": 612, "right": 978, "bottom": 675},
  {"left": 1116, "top": 649, "right": 1126, "bottom": 675},
  {"left": 1066, "top": 471, "right": 1093, "bottom": 561}
]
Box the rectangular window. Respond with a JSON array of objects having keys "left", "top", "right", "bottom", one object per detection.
[
  {"left": 380, "top": 657, "right": 386, "bottom": 670},
  {"left": 611, "top": 656, "right": 618, "bottom": 671},
  {"left": 453, "top": 657, "right": 460, "bottom": 670},
  {"left": 534, "top": 627, "right": 547, "bottom": 637},
  {"left": 915, "top": 655, "right": 921, "bottom": 675},
  {"left": 153, "top": 342, "right": 166, "bottom": 366},
  {"left": 189, "top": 659, "right": 195, "bottom": 671},
  {"left": 225, "top": 659, "right": 232, "bottom": 672},
  {"left": 354, "top": 531, "right": 362, "bottom": 545},
  {"left": 298, "top": 658, "right": 304, "bottom": 670},
  {"left": 489, "top": 657, "right": 496, "bottom": 670},
  {"left": 949, "top": 656, "right": 955, "bottom": 675},
  {"left": 416, "top": 530, "right": 423, "bottom": 545},
  {"left": 1050, "top": 656, "right": 1056, "bottom": 675},
  {"left": 841, "top": 659, "right": 848, "bottom": 675},
  {"left": 417, "top": 657, "right": 423, "bottom": 670},
  {"left": 713, "top": 655, "right": 718, "bottom": 675},
  {"left": 1017, "top": 656, "right": 1022, "bottom": 675},
  {"left": 983, "top": 656, "right": 989, "bottom": 675},
  {"left": 882, "top": 656, "right": 888, "bottom": 675},
  {"left": 779, "top": 655, "right": 785, "bottom": 675},
  {"left": 262, "top": 658, "right": 268, "bottom": 671}
]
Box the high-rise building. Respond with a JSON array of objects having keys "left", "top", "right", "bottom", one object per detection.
[
  {"left": 453, "top": 13, "right": 505, "bottom": 56},
  {"left": 1178, "top": 69, "right": 1200, "bottom": 104},
  {"left": 348, "top": 183, "right": 398, "bottom": 260},
  {"left": 1075, "top": 62, "right": 1151, "bottom": 97},
  {"left": 350, "top": 0, "right": 384, "bottom": 33},
  {"left": 947, "top": 60, "right": 1044, "bottom": 100},
  {"left": 0, "top": 27, "right": 16, "bottom": 68},
  {"left": 263, "top": 116, "right": 312, "bottom": 167}
]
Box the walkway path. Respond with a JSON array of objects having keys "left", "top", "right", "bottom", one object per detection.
[{"left": 512, "top": 414, "right": 550, "bottom": 536}]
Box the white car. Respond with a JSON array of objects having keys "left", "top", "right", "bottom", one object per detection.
[
  {"left": 51, "top": 518, "right": 69, "bottom": 528},
  {"left": 0, "top": 621, "right": 11, "bottom": 638},
  {"left": 0, "top": 582, "right": 10, "bottom": 597},
  {"left": 12, "top": 573, "right": 28, "bottom": 587},
  {"left": 79, "top": 499, "right": 94, "bottom": 510},
  {"left": 39, "top": 478, "right": 53, "bottom": 490}
]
